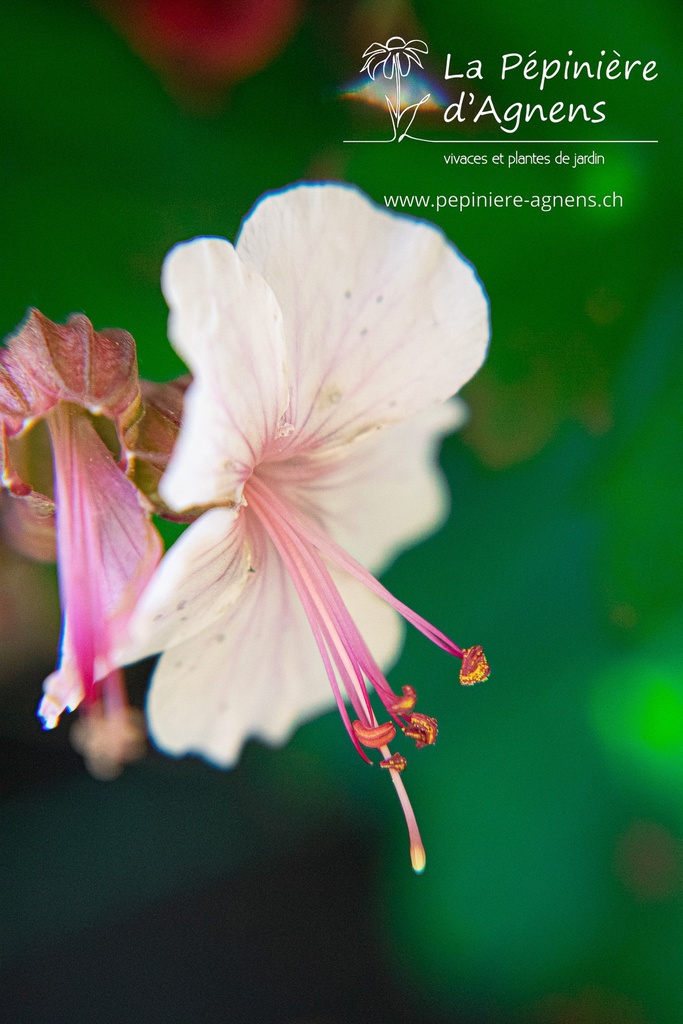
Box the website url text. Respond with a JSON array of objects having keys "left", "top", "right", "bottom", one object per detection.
[{"left": 384, "top": 192, "right": 623, "bottom": 213}]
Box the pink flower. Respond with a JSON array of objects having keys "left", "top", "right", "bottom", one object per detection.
[
  {"left": 98, "top": 0, "right": 302, "bottom": 95},
  {"left": 0, "top": 311, "right": 163, "bottom": 776},
  {"left": 123, "top": 184, "right": 490, "bottom": 868}
]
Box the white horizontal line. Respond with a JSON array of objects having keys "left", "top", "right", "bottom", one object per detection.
[{"left": 344, "top": 138, "right": 659, "bottom": 144}]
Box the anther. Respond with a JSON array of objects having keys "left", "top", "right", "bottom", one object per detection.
[
  {"left": 352, "top": 719, "right": 397, "bottom": 748},
  {"left": 380, "top": 752, "right": 408, "bottom": 772},
  {"left": 403, "top": 712, "right": 438, "bottom": 748},
  {"left": 389, "top": 684, "right": 418, "bottom": 714},
  {"left": 459, "top": 645, "right": 490, "bottom": 685}
]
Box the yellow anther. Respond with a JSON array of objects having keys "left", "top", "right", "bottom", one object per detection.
[
  {"left": 389, "top": 684, "right": 418, "bottom": 715},
  {"left": 380, "top": 752, "right": 408, "bottom": 772},
  {"left": 403, "top": 712, "right": 438, "bottom": 749},
  {"left": 459, "top": 645, "right": 490, "bottom": 685}
]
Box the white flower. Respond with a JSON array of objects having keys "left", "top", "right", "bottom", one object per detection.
[{"left": 122, "top": 183, "right": 490, "bottom": 870}]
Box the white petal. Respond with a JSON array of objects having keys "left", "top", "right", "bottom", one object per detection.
[
  {"left": 117, "top": 506, "right": 250, "bottom": 665},
  {"left": 146, "top": 515, "right": 403, "bottom": 767},
  {"left": 160, "top": 237, "right": 290, "bottom": 510},
  {"left": 305, "top": 399, "right": 466, "bottom": 574},
  {"left": 259, "top": 399, "right": 465, "bottom": 576},
  {"left": 236, "top": 184, "right": 489, "bottom": 455}
]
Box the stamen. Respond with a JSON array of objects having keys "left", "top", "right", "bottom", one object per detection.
[
  {"left": 293, "top": 508, "right": 463, "bottom": 654},
  {"left": 404, "top": 712, "right": 438, "bottom": 748},
  {"left": 352, "top": 719, "right": 396, "bottom": 747},
  {"left": 389, "top": 684, "right": 417, "bottom": 714},
  {"left": 380, "top": 752, "right": 407, "bottom": 772},
  {"left": 246, "top": 480, "right": 375, "bottom": 761},
  {"left": 245, "top": 473, "right": 455, "bottom": 875},
  {"left": 249, "top": 475, "right": 400, "bottom": 732},
  {"left": 459, "top": 645, "right": 491, "bottom": 685}
]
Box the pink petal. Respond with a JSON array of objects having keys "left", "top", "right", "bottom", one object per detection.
[
  {"left": 38, "top": 657, "right": 83, "bottom": 730},
  {"left": 40, "top": 406, "right": 161, "bottom": 720},
  {"left": 236, "top": 184, "right": 489, "bottom": 458}
]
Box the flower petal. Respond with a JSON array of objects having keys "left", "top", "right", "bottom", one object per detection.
[
  {"left": 362, "top": 41, "right": 387, "bottom": 58},
  {"left": 396, "top": 52, "right": 411, "bottom": 76},
  {"left": 404, "top": 52, "right": 424, "bottom": 70},
  {"left": 264, "top": 398, "right": 466, "bottom": 576},
  {"left": 118, "top": 505, "right": 250, "bottom": 664},
  {"left": 38, "top": 656, "right": 82, "bottom": 729},
  {"left": 159, "top": 237, "right": 290, "bottom": 510},
  {"left": 405, "top": 39, "right": 429, "bottom": 53},
  {"left": 362, "top": 53, "right": 390, "bottom": 79},
  {"left": 146, "top": 514, "right": 402, "bottom": 766},
  {"left": 236, "top": 184, "right": 489, "bottom": 457},
  {"left": 0, "top": 310, "right": 140, "bottom": 435},
  {"left": 39, "top": 406, "right": 162, "bottom": 723},
  {"left": 50, "top": 408, "right": 162, "bottom": 650}
]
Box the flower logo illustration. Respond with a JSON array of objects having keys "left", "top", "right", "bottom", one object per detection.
[
  {"left": 360, "top": 36, "right": 431, "bottom": 141},
  {"left": 361, "top": 36, "right": 428, "bottom": 79}
]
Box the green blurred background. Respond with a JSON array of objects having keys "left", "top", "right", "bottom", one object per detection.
[{"left": 0, "top": 1, "right": 681, "bottom": 1022}]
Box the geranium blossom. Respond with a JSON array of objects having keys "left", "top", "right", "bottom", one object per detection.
[
  {"left": 122, "top": 183, "right": 490, "bottom": 868},
  {"left": 0, "top": 311, "right": 162, "bottom": 777}
]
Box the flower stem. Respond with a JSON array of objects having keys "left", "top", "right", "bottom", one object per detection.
[{"left": 395, "top": 57, "right": 401, "bottom": 121}]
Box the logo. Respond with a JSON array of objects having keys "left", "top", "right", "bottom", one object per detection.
[
  {"left": 345, "top": 36, "right": 442, "bottom": 143},
  {"left": 343, "top": 39, "right": 658, "bottom": 143}
]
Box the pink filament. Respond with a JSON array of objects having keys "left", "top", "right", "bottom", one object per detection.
[
  {"left": 245, "top": 472, "right": 447, "bottom": 873},
  {"left": 249, "top": 474, "right": 463, "bottom": 659},
  {"left": 246, "top": 479, "right": 374, "bottom": 760},
  {"left": 247, "top": 475, "right": 409, "bottom": 729}
]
